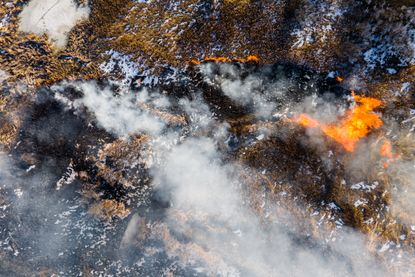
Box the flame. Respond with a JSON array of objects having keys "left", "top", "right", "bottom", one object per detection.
[
  {"left": 246, "top": 55, "right": 260, "bottom": 63},
  {"left": 291, "top": 93, "right": 383, "bottom": 152},
  {"left": 295, "top": 114, "right": 320, "bottom": 128},
  {"left": 190, "top": 55, "right": 260, "bottom": 64},
  {"left": 204, "top": 56, "right": 232, "bottom": 63},
  {"left": 380, "top": 140, "right": 394, "bottom": 159},
  {"left": 379, "top": 139, "right": 399, "bottom": 168},
  {"left": 335, "top": 76, "right": 344, "bottom": 82}
]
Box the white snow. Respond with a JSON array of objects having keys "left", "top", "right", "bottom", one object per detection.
[
  {"left": 379, "top": 242, "right": 393, "bottom": 253},
  {"left": 354, "top": 199, "right": 368, "bottom": 207},
  {"left": 56, "top": 163, "right": 77, "bottom": 190},
  {"left": 26, "top": 165, "right": 36, "bottom": 172},
  {"left": 100, "top": 50, "right": 140, "bottom": 87},
  {"left": 351, "top": 181, "right": 379, "bottom": 192},
  {"left": 256, "top": 134, "right": 265, "bottom": 141},
  {"left": 14, "top": 188, "right": 23, "bottom": 198}
]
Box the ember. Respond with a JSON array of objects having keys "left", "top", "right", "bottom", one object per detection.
[{"left": 291, "top": 93, "right": 383, "bottom": 152}]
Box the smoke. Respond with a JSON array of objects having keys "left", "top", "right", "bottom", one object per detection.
[
  {"left": 0, "top": 149, "right": 75, "bottom": 259},
  {"left": 88, "top": 78, "right": 387, "bottom": 275},
  {"left": 145, "top": 126, "right": 386, "bottom": 276},
  {"left": 18, "top": 0, "right": 90, "bottom": 48},
  {"left": 0, "top": 86, "right": 132, "bottom": 272},
  {"left": 0, "top": 153, "right": 16, "bottom": 186},
  {"left": 381, "top": 131, "right": 415, "bottom": 227},
  {"left": 1, "top": 69, "right": 412, "bottom": 275},
  {"left": 1, "top": 0, "right": 413, "bottom": 274},
  {"left": 0, "top": 70, "right": 9, "bottom": 83},
  {"left": 153, "top": 137, "right": 240, "bottom": 218},
  {"left": 53, "top": 81, "right": 168, "bottom": 137},
  {"left": 200, "top": 63, "right": 297, "bottom": 118},
  {"left": 124, "top": 65, "right": 413, "bottom": 275}
]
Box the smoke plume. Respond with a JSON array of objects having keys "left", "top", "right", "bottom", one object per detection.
[{"left": 18, "top": 0, "right": 90, "bottom": 48}]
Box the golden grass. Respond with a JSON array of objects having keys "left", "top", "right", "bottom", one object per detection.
[{"left": 88, "top": 199, "right": 130, "bottom": 220}]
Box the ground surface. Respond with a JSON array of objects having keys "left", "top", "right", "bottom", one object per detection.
[{"left": 0, "top": 0, "right": 415, "bottom": 276}]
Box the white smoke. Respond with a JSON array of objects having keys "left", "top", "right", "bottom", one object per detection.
[
  {"left": 147, "top": 132, "right": 386, "bottom": 276},
  {"left": 18, "top": 0, "right": 90, "bottom": 48},
  {"left": 200, "top": 63, "right": 295, "bottom": 118},
  {"left": 153, "top": 137, "right": 240, "bottom": 218},
  {"left": 5, "top": 75, "right": 407, "bottom": 275},
  {"left": 0, "top": 153, "right": 16, "bottom": 186},
  {"left": 0, "top": 70, "right": 9, "bottom": 83},
  {"left": 54, "top": 81, "right": 167, "bottom": 137},
  {"left": 96, "top": 83, "right": 387, "bottom": 276}
]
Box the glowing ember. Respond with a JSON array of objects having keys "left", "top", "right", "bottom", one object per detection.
[
  {"left": 291, "top": 93, "right": 383, "bottom": 152},
  {"left": 191, "top": 55, "right": 260, "bottom": 64}
]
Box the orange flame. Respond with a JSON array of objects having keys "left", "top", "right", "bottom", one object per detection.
[
  {"left": 295, "top": 114, "right": 320, "bottom": 128},
  {"left": 190, "top": 59, "right": 201, "bottom": 65},
  {"left": 335, "top": 76, "right": 344, "bottom": 82},
  {"left": 291, "top": 93, "right": 383, "bottom": 152},
  {"left": 204, "top": 57, "right": 232, "bottom": 63},
  {"left": 380, "top": 140, "right": 394, "bottom": 159},
  {"left": 190, "top": 55, "right": 260, "bottom": 64},
  {"left": 379, "top": 139, "right": 399, "bottom": 168},
  {"left": 246, "top": 55, "right": 260, "bottom": 63}
]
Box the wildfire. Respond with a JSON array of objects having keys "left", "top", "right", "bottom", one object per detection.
[
  {"left": 291, "top": 93, "right": 383, "bottom": 152},
  {"left": 190, "top": 55, "right": 260, "bottom": 64}
]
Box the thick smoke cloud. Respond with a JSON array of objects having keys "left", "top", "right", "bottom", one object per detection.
[
  {"left": 18, "top": 0, "right": 90, "bottom": 48},
  {"left": 68, "top": 77, "right": 387, "bottom": 276}
]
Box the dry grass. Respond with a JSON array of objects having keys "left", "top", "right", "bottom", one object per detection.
[
  {"left": 94, "top": 135, "right": 150, "bottom": 188},
  {"left": 0, "top": 0, "right": 414, "bottom": 273},
  {"left": 88, "top": 199, "right": 130, "bottom": 220},
  {"left": 0, "top": 4, "right": 101, "bottom": 87}
]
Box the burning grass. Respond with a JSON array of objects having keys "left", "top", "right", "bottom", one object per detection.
[{"left": 290, "top": 93, "right": 384, "bottom": 152}]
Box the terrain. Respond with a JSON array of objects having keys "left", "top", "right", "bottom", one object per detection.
[{"left": 0, "top": 0, "right": 415, "bottom": 276}]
